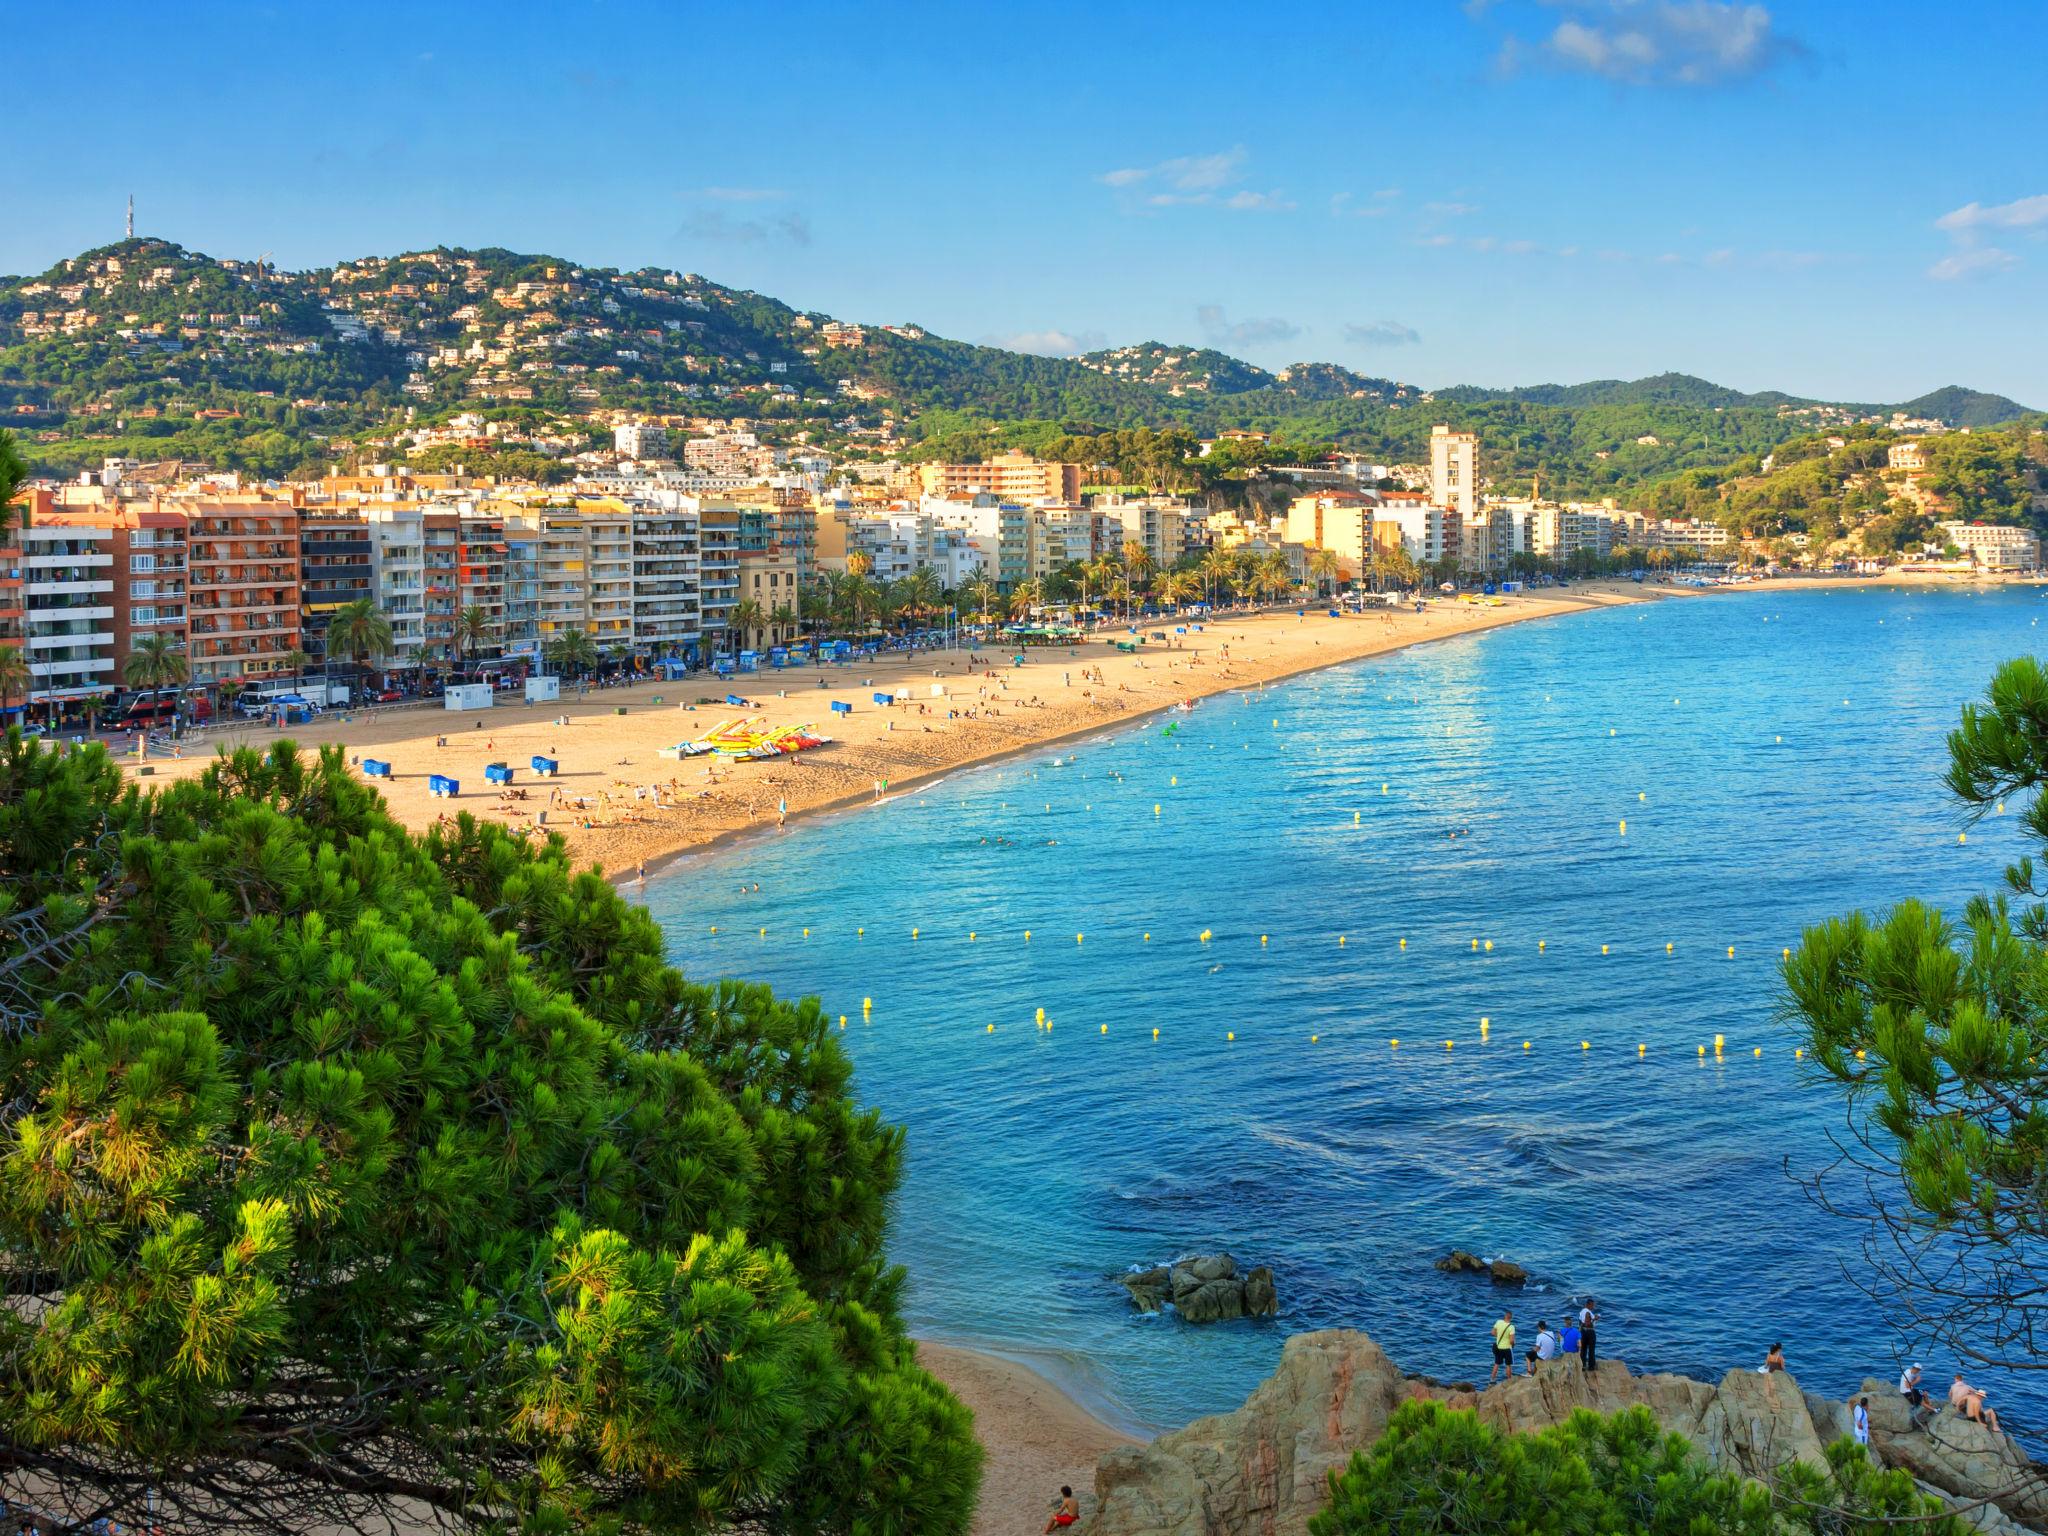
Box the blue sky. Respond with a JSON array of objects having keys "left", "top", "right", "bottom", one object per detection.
[{"left": 5, "top": 0, "right": 2045, "bottom": 405}]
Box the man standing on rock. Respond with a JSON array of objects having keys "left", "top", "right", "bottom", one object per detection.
[
  {"left": 1578, "top": 1302, "right": 1599, "bottom": 1374},
  {"left": 1489, "top": 1308, "right": 1516, "bottom": 1383}
]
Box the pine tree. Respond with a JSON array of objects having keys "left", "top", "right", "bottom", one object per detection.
[{"left": 0, "top": 731, "right": 982, "bottom": 1535}]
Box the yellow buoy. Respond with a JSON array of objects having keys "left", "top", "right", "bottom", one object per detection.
[
  {"left": 839, "top": 1014, "right": 847, "bottom": 1027},
  {"left": 863, "top": 997, "right": 873, "bottom": 1011},
  {"left": 1200, "top": 928, "right": 1212, "bottom": 943},
  {"left": 1228, "top": 1030, "right": 1237, "bottom": 1041},
  {"left": 1471, "top": 938, "right": 1480, "bottom": 951},
  {"left": 1698, "top": 1045, "right": 1707, "bottom": 1056},
  {"left": 969, "top": 931, "right": 976, "bottom": 941},
  {"left": 1855, "top": 1047, "right": 1866, "bottom": 1060},
  {"left": 1619, "top": 819, "right": 1627, "bottom": 835},
  {"left": 1155, "top": 804, "right": 1161, "bottom": 815},
  {"left": 710, "top": 926, "right": 719, "bottom": 935},
  {"left": 1077, "top": 933, "right": 1084, "bottom": 944},
  {"left": 1580, "top": 1040, "right": 1590, "bottom": 1050},
  {"left": 1144, "top": 933, "right": 1152, "bottom": 942},
  {"left": 1353, "top": 811, "right": 1360, "bottom": 824},
  {"left": 759, "top": 927, "right": 767, "bottom": 937},
  {"left": 1024, "top": 929, "right": 1031, "bottom": 941},
  {"left": 1727, "top": 945, "right": 1734, "bottom": 958},
  {"left": 1480, "top": 1016, "right": 1490, "bottom": 1028},
  {"left": 1638, "top": 1043, "right": 1646, "bottom": 1055},
  {"left": 1523, "top": 1040, "right": 1531, "bottom": 1050},
  {"left": 1101, "top": 1023, "right": 1108, "bottom": 1034},
  {"left": 1338, "top": 935, "right": 1347, "bottom": 947},
  {"left": 804, "top": 927, "right": 810, "bottom": 938},
  {"left": 1171, "top": 776, "right": 1178, "bottom": 786},
  {"left": 1445, "top": 1040, "right": 1454, "bottom": 1050},
  {"left": 1782, "top": 947, "right": 1790, "bottom": 960},
  {"left": 1399, "top": 937, "right": 1407, "bottom": 949},
  {"left": 1390, "top": 1038, "right": 1400, "bottom": 1048},
  {"left": 1601, "top": 943, "right": 1610, "bottom": 955},
  {"left": 1152, "top": 1027, "right": 1160, "bottom": 1039},
  {"left": 911, "top": 927, "right": 919, "bottom": 939},
  {"left": 1794, "top": 1047, "right": 1804, "bottom": 1059},
  {"left": 1035, "top": 1007, "right": 1045, "bottom": 1022},
  {"left": 1753, "top": 1046, "right": 1763, "bottom": 1057},
  {"left": 1538, "top": 939, "right": 1546, "bottom": 951},
  {"left": 1311, "top": 1033, "right": 1320, "bottom": 1043},
  {"left": 1382, "top": 783, "right": 1389, "bottom": 794},
  {"left": 1638, "top": 792, "right": 1646, "bottom": 802},
  {"left": 1714, "top": 1034, "right": 1725, "bottom": 1052},
  {"left": 1261, "top": 935, "right": 1269, "bottom": 946},
  {"left": 1610, "top": 728, "right": 1616, "bottom": 737},
  {"left": 858, "top": 927, "right": 864, "bottom": 937},
  {"left": 1959, "top": 832, "right": 1967, "bottom": 844},
  {"left": 1665, "top": 942, "right": 1673, "bottom": 954},
  {"left": 986, "top": 1022, "right": 994, "bottom": 1033}
]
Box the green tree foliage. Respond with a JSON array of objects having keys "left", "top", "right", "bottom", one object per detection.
[
  {"left": 0, "top": 734, "right": 981, "bottom": 1534},
  {"left": 1781, "top": 655, "right": 2048, "bottom": 1382},
  {"left": 1312, "top": 1400, "right": 1960, "bottom": 1536}
]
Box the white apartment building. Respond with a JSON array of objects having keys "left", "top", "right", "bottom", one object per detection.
[
  {"left": 583, "top": 506, "right": 635, "bottom": 646},
  {"left": 21, "top": 521, "right": 116, "bottom": 703},
  {"left": 629, "top": 500, "right": 702, "bottom": 658},
  {"left": 1530, "top": 505, "right": 1614, "bottom": 563},
  {"left": 923, "top": 496, "right": 1034, "bottom": 588},
  {"left": 364, "top": 506, "right": 428, "bottom": 667},
  {"left": 1372, "top": 499, "right": 1461, "bottom": 565},
  {"left": 1429, "top": 425, "right": 1479, "bottom": 523},
  {"left": 1940, "top": 520, "right": 2040, "bottom": 570},
  {"left": 613, "top": 422, "right": 670, "bottom": 460},
  {"left": 1098, "top": 496, "right": 1193, "bottom": 572}
]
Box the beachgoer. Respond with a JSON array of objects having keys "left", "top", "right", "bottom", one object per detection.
[
  {"left": 1853, "top": 1397, "right": 1871, "bottom": 1448},
  {"left": 1579, "top": 1304, "right": 1598, "bottom": 1373},
  {"left": 1760, "top": 1342, "right": 1786, "bottom": 1373},
  {"left": 1949, "top": 1374, "right": 1999, "bottom": 1432},
  {"left": 1043, "top": 1486, "right": 1079, "bottom": 1533},
  {"left": 1489, "top": 1308, "right": 1516, "bottom": 1383},
  {"left": 1561, "top": 1319, "right": 1581, "bottom": 1359},
  {"left": 1899, "top": 1364, "right": 1928, "bottom": 1426},
  {"left": 1534, "top": 1322, "right": 1559, "bottom": 1361},
  {"left": 778, "top": 796, "right": 788, "bottom": 827}
]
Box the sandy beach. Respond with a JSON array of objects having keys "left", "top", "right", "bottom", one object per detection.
[
  {"left": 122, "top": 583, "right": 1659, "bottom": 875},
  {"left": 916, "top": 1342, "right": 1139, "bottom": 1536}
]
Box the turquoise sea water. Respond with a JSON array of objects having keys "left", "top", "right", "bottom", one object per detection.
[{"left": 647, "top": 586, "right": 2045, "bottom": 1433}]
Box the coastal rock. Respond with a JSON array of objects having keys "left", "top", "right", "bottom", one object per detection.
[
  {"left": 1434, "top": 1249, "right": 1487, "bottom": 1274},
  {"left": 1118, "top": 1255, "right": 1279, "bottom": 1325},
  {"left": 1487, "top": 1258, "right": 1528, "bottom": 1286},
  {"left": 1861, "top": 1379, "right": 2048, "bottom": 1527},
  {"left": 1083, "top": 1332, "right": 2048, "bottom": 1536},
  {"left": 1242, "top": 1267, "right": 1278, "bottom": 1318},
  {"left": 1119, "top": 1267, "right": 1172, "bottom": 1313}
]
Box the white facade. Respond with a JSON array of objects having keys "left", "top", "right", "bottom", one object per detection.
[
  {"left": 1429, "top": 425, "right": 1479, "bottom": 523},
  {"left": 364, "top": 507, "right": 427, "bottom": 665},
  {"left": 21, "top": 523, "right": 116, "bottom": 702}
]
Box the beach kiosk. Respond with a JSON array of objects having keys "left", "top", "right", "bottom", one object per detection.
[
  {"left": 428, "top": 774, "right": 460, "bottom": 799},
  {"left": 530, "top": 755, "right": 559, "bottom": 777},
  {"left": 524, "top": 675, "right": 560, "bottom": 704},
  {"left": 484, "top": 762, "right": 515, "bottom": 786},
  {"left": 444, "top": 682, "right": 493, "bottom": 712},
  {"left": 361, "top": 758, "right": 391, "bottom": 779}
]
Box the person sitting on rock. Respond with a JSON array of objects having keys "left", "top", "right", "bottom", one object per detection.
[
  {"left": 1899, "top": 1363, "right": 1928, "bottom": 1424},
  {"left": 1759, "top": 1342, "right": 1787, "bottom": 1373},
  {"left": 1534, "top": 1322, "right": 1559, "bottom": 1362},
  {"left": 1560, "top": 1318, "right": 1581, "bottom": 1362},
  {"left": 1949, "top": 1374, "right": 2000, "bottom": 1433},
  {"left": 1043, "top": 1486, "right": 1079, "bottom": 1533}
]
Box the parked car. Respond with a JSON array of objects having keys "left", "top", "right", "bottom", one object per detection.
[{"left": 375, "top": 688, "right": 406, "bottom": 704}]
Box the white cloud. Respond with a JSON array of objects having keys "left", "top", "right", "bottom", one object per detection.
[
  {"left": 1424, "top": 200, "right": 1480, "bottom": 217},
  {"left": 1330, "top": 192, "right": 1393, "bottom": 218},
  {"left": 1099, "top": 147, "right": 1248, "bottom": 194},
  {"left": 1929, "top": 193, "right": 2045, "bottom": 281},
  {"left": 1196, "top": 304, "right": 1300, "bottom": 349},
  {"left": 1226, "top": 189, "right": 1297, "bottom": 211},
  {"left": 1099, "top": 148, "right": 1295, "bottom": 212},
  {"left": 678, "top": 208, "right": 812, "bottom": 246},
  {"left": 1344, "top": 321, "right": 1422, "bottom": 348},
  {"left": 1496, "top": 1, "right": 1801, "bottom": 86},
  {"left": 1929, "top": 247, "right": 2021, "bottom": 282},
  {"left": 1935, "top": 194, "right": 2048, "bottom": 235},
  {"left": 980, "top": 327, "right": 1108, "bottom": 358}
]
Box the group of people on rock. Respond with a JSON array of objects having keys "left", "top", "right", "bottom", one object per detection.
[{"left": 1489, "top": 1302, "right": 1600, "bottom": 1384}]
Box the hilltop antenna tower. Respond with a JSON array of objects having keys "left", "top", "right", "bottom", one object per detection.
[{"left": 126, "top": 195, "right": 133, "bottom": 239}]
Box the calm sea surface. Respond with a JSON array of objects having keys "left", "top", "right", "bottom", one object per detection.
[{"left": 647, "top": 585, "right": 2045, "bottom": 1432}]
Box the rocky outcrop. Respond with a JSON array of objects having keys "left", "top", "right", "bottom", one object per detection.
[
  {"left": 1086, "top": 1331, "right": 2047, "bottom": 1536},
  {"left": 1117, "top": 1256, "right": 1279, "bottom": 1324},
  {"left": 1433, "top": 1250, "right": 1527, "bottom": 1285}
]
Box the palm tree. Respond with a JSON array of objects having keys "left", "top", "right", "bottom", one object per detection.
[
  {"left": 1255, "top": 549, "right": 1293, "bottom": 604},
  {"left": 545, "top": 628, "right": 599, "bottom": 679},
  {"left": 283, "top": 647, "right": 311, "bottom": 690},
  {"left": 0, "top": 643, "right": 30, "bottom": 725},
  {"left": 1008, "top": 579, "right": 1044, "bottom": 620},
  {"left": 1121, "top": 540, "right": 1154, "bottom": 616},
  {"left": 800, "top": 580, "right": 835, "bottom": 643},
  {"left": 846, "top": 551, "right": 874, "bottom": 578},
  {"left": 1154, "top": 569, "right": 1196, "bottom": 612},
  {"left": 121, "top": 633, "right": 189, "bottom": 693},
  {"left": 770, "top": 602, "right": 797, "bottom": 646},
  {"left": 453, "top": 605, "right": 494, "bottom": 676},
  {"left": 1307, "top": 547, "right": 1343, "bottom": 599},
  {"left": 962, "top": 575, "right": 1000, "bottom": 626},
  {"left": 730, "top": 598, "right": 766, "bottom": 650},
  {"left": 328, "top": 598, "right": 394, "bottom": 700},
  {"left": 898, "top": 567, "right": 944, "bottom": 636},
  {"left": 1201, "top": 547, "right": 1238, "bottom": 609}
]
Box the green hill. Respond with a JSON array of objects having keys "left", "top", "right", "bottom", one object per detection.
[{"left": 0, "top": 239, "right": 2033, "bottom": 495}]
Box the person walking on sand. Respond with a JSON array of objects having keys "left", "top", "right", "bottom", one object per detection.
[
  {"left": 1489, "top": 1308, "right": 1516, "bottom": 1383},
  {"left": 1043, "top": 1486, "right": 1079, "bottom": 1533}
]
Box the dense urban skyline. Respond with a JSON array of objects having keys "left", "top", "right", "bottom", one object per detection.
[{"left": 3, "top": 1, "right": 2045, "bottom": 405}]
